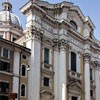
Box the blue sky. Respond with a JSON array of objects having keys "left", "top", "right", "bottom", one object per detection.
[{"left": 0, "top": 0, "right": 100, "bottom": 40}]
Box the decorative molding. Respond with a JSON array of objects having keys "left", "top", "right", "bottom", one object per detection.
[
  {"left": 83, "top": 53, "right": 91, "bottom": 63},
  {"left": 40, "top": 89, "right": 55, "bottom": 100},
  {"left": 25, "top": 25, "right": 44, "bottom": 40},
  {"left": 68, "top": 36, "right": 83, "bottom": 49}
]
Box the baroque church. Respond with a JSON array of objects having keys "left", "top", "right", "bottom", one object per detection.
[{"left": 0, "top": 0, "right": 100, "bottom": 100}]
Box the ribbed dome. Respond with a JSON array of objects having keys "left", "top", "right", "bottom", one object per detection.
[
  {"left": 0, "top": 1, "right": 22, "bottom": 28},
  {"left": 0, "top": 11, "right": 21, "bottom": 27}
]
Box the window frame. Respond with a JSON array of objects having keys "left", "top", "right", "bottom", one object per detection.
[
  {"left": 0, "top": 35, "right": 3, "bottom": 38},
  {"left": 71, "top": 96, "right": 78, "bottom": 100},
  {"left": 90, "top": 89, "right": 94, "bottom": 97},
  {"left": 21, "top": 54, "right": 28, "bottom": 60},
  {"left": 70, "top": 20, "right": 78, "bottom": 31},
  {"left": 0, "top": 81, "right": 9, "bottom": 93},
  {"left": 0, "top": 95, "right": 8, "bottom": 100},
  {"left": 0, "top": 60, "right": 10, "bottom": 72},
  {"left": 43, "top": 77, "right": 50, "bottom": 87},
  {"left": 21, "top": 64, "right": 27, "bottom": 77},
  {"left": 44, "top": 48, "right": 50, "bottom": 64},
  {"left": 1, "top": 48, "right": 10, "bottom": 59},
  {"left": 20, "top": 84, "right": 26, "bottom": 97},
  {"left": 71, "top": 51, "right": 77, "bottom": 72},
  {"left": 42, "top": 75, "right": 52, "bottom": 89}
]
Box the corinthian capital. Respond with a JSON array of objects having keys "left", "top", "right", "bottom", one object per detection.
[
  {"left": 59, "top": 39, "right": 69, "bottom": 51},
  {"left": 53, "top": 38, "right": 59, "bottom": 51},
  {"left": 83, "top": 53, "right": 91, "bottom": 63},
  {"left": 30, "top": 25, "right": 43, "bottom": 41}
]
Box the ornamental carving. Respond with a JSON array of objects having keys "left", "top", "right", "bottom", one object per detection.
[
  {"left": 30, "top": 25, "right": 43, "bottom": 40},
  {"left": 40, "top": 90, "right": 54, "bottom": 100},
  {"left": 83, "top": 53, "right": 91, "bottom": 63},
  {"left": 68, "top": 36, "right": 83, "bottom": 49},
  {"left": 53, "top": 38, "right": 69, "bottom": 51}
]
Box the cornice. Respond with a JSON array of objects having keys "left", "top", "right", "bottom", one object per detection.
[
  {"left": 0, "top": 37, "right": 30, "bottom": 53},
  {"left": 84, "top": 16, "right": 95, "bottom": 30},
  {"left": 69, "top": 6, "right": 84, "bottom": 22}
]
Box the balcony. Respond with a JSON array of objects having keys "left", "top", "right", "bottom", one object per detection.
[
  {"left": 42, "top": 62, "right": 53, "bottom": 71},
  {"left": 90, "top": 80, "right": 96, "bottom": 89},
  {"left": 68, "top": 70, "right": 82, "bottom": 80},
  {"left": 91, "top": 96, "right": 95, "bottom": 100}
]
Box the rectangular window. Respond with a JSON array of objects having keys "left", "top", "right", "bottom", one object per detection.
[
  {"left": 90, "top": 90, "right": 93, "bottom": 97},
  {"left": 71, "top": 52, "right": 76, "bottom": 72},
  {"left": 44, "top": 48, "right": 49, "bottom": 64},
  {"left": 0, "top": 35, "right": 3, "bottom": 38},
  {"left": 0, "top": 60, "right": 10, "bottom": 72},
  {"left": 21, "top": 65, "right": 26, "bottom": 76},
  {"left": 44, "top": 77, "right": 50, "bottom": 87},
  {"left": 90, "top": 69, "right": 93, "bottom": 80},
  {"left": 3, "top": 48, "right": 8, "bottom": 58},
  {"left": 0, "top": 96, "right": 8, "bottom": 100},
  {"left": 0, "top": 82, "right": 9, "bottom": 93},
  {"left": 13, "top": 37, "right": 16, "bottom": 41},
  {"left": 72, "top": 96, "right": 77, "bottom": 100},
  {"left": 2, "top": 48, "right": 10, "bottom": 58}
]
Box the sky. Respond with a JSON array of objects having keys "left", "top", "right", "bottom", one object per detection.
[{"left": 0, "top": 0, "right": 100, "bottom": 40}]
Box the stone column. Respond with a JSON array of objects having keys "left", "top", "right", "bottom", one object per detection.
[
  {"left": 84, "top": 54, "right": 90, "bottom": 100},
  {"left": 59, "top": 40, "right": 67, "bottom": 100},
  {"left": 6, "top": 32, "right": 11, "bottom": 40},
  {"left": 53, "top": 40, "right": 59, "bottom": 100}
]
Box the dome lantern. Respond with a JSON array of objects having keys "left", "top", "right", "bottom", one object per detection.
[
  {"left": 0, "top": 0, "right": 23, "bottom": 41},
  {"left": 2, "top": 0, "right": 12, "bottom": 12}
]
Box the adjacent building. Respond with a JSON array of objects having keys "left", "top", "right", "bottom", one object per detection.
[
  {"left": 1, "top": 0, "right": 100, "bottom": 100},
  {"left": 0, "top": 1, "right": 30, "bottom": 100}
]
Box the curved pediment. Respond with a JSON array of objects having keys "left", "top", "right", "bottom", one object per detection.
[
  {"left": 40, "top": 89, "right": 55, "bottom": 100},
  {"left": 44, "top": 38, "right": 53, "bottom": 46},
  {"left": 68, "top": 5, "right": 95, "bottom": 30}
]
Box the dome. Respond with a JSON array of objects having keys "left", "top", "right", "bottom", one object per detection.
[
  {"left": 0, "top": 11, "right": 21, "bottom": 27},
  {"left": 0, "top": 1, "right": 22, "bottom": 28}
]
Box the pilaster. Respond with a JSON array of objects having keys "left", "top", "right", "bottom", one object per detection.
[
  {"left": 59, "top": 39, "right": 67, "bottom": 100},
  {"left": 53, "top": 39, "right": 59, "bottom": 100},
  {"left": 84, "top": 53, "right": 91, "bottom": 100},
  {"left": 28, "top": 25, "right": 43, "bottom": 100}
]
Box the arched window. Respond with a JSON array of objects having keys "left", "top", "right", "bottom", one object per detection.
[
  {"left": 21, "top": 65, "right": 26, "bottom": 76},
  {"left": 21, "top": 84, "right": 25, "bottom": 96},
  {"left": 70, "top": 20, "right": 77, "bottom": 31},
  {"left": 71, "top": 52, "right": 76, "bottom": 72}
]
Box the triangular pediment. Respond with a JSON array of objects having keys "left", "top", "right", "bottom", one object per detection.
[{"left": 68, "top": 81, "right": 84, "bottom": 92}]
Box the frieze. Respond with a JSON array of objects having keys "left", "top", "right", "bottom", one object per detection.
[
  {"left": 68, "top": 36, "right": 83, "bottom": 49},
  {"left": 35, "top": 16, "right": 41, "bottom": 24},
  {"left": 42, "top": 22, "right": 53, "bottom": 33}
]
